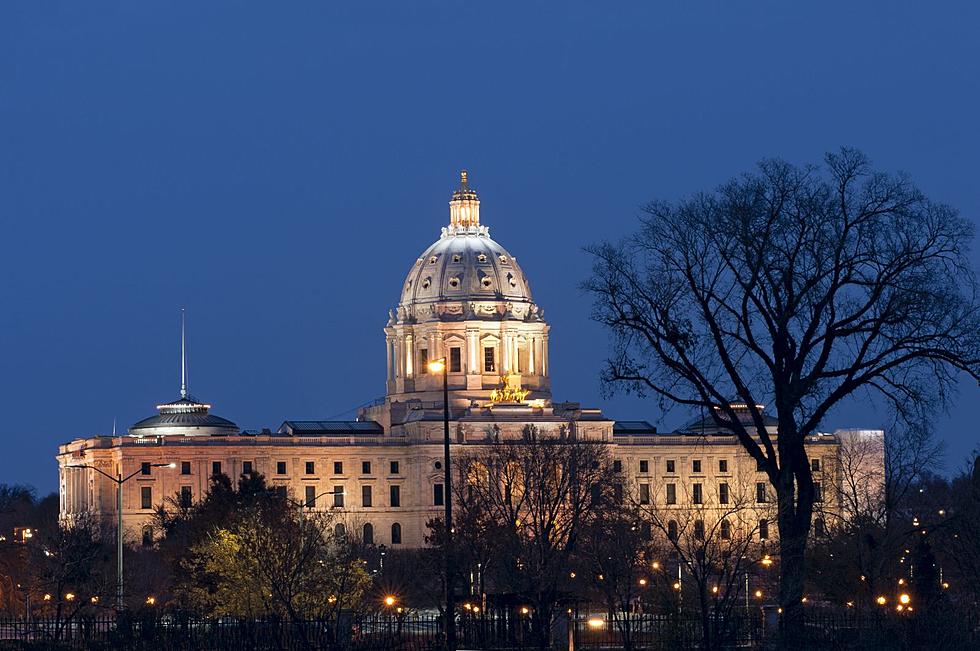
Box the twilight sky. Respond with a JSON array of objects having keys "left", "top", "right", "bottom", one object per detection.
[{"left": 2, "top": 2, "right": 978, "bottom": 494}]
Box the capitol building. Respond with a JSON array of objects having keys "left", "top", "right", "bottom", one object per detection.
[{"left": 57, "top": 173, "right": 866, "bottom": 547}]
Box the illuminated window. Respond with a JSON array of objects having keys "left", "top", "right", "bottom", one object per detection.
[
  {"left": 719, "top": 482, "right": 729, "bottom": 505},
  {"left": 334, "top": 461, "right": 343, "bottom": 475},
  {"left": 484, "top": 347, "right": 495, "bottom": 373},
  {"left": 666, "top": 460, "right": 675, "bottom": 473},
  {"left": 692, "top": 460, "right": 702, "bottom": 473},
  {"left": 759, "top": 519, "right": 769, "bottom": 540},
  {"left": 639, "top": 483, "right": 650, "bottom": 504},
  {"left": 333, "top": 486, "right": 344, "bottom": 508},
  {"left": 180, "top": 461, "right": 191, "bottom": 475},
  {"left": 305, "top": 461, "right": 315, "bottom": 475},
  {"left": 362, "top": 461, "right": 371, "bottom": 474},
  {"left": 756, "top": 482, "right": 767, "bottom": 503},
  {"left": 433, "top": 483, "right": 444, "bottom": 506},
  {"left": 276, "top": 461, "right": 287, "bottom": 475},
  {"left": 390, "top": 485, "right": 401, "bottom": 507},
  {"left": 449, "top": 347, "right": 461, "bottom": 373},
  {"left": 719, "top": 459, "right": 728, "bottom": 473},
  {"left": 362, "top": 485, "right": 372, "bottom": 507},
  {"left": 666, "top": 483, "right": 677, "bottom": 505},
  {"left": 140, "top": 486, "right": 152, "bottom": 510},
  {"left": 363, "top": 523, "right": 374, "bottom": 545},
  {"left": 639, "top": 460, "right": 649, "bottom": 474},
  {"left": 391, "top": 522, "right": 402, "bottom": 544},
  {"left": 692, "top": 483, "right": 703, "bottom": 504},
  {"left": 305, "top": 485, "right": 316, "bottom": 508},
  {"left": 141, "top": 462, "right": 151, "bottom": 476},
  {"left": 390, "top": 461, "right": 400, "bottom": 475}
]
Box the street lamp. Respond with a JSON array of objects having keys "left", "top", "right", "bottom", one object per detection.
[
  {"left": 67, "top": 462, "right": 175, "bottom": 611},
  {"left": 427, "top": 357, "right": 455, "bottom": 651}
]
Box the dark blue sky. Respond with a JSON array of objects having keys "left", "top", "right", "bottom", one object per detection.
[{"left": 2, "top": 2, "right": 978, "bottom": 493}]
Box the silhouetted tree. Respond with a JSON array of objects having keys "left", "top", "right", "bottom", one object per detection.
[{"left": 586, "top": 148, "right": 980, "bottom": 637}]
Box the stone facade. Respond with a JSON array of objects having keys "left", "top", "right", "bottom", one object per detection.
[{"left": 56, "top": 172, "right": 872, "bottom": 547}]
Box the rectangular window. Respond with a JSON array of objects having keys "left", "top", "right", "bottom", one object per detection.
[
  {"left": 334, "top": 461, "right": 343, "bottom": 475},
  {"left": 639, "top": 460, "right": 649, "bottom": 474},
  {"left": 419, "top": 348, "right": 429, "bottom": 373},
  {"left": 362, "top": 461, "right": 371, "bottom": 475},
  {"left": 434, "top": 483, "right": 444, "bottom": 506},
  {"left": 484, "top": 347, "right": 495, "bottom": 372},
  {"left": 305, "top": 485, "right": 316, "bottom": 508},
  {"left": 181, "top": 461, "right": 191, "bottom": 475},
  {"left": 692, "top": 483, "right": 703, "bottom": 504},
  {"left": 613, "top": 460, "right": 622, "bottom": 473},
  {"left": 333, "top": 486, "right": 344, "bottom": 508},
  {"left": 719, "top": 459, "right": 728, "bottom": 473},
  {"left": 180, "top": 486, "right": 192, "bottom": 508},
  {"left": 276, "top": 461, "right": 287, "bottom": 475},
  {"left": 362, "top": 485, "right": 373, "bottom": 507},
  {"left": 614, "top": 483, "right": 624, "bottom": 504},
  {"left": 666, "top": 460, "right": 675, "bottom": 473},
  {"left": 390, "top": 485, "right": 401, "bottom": 507},
  {"left": 719, "top": 482, "right": 730, "bottom": 505},
  {"left": 694, "top": 519, "right": 705, "bottom": 540},
  {"left": 140, "top": 486, "right": 152, "bottom": 510},
  {"left": 450, "top": 347, "right": 462, "bottom": 373},
  {"left": 756, "top": 482, "right": 767, "bottom": 503},
  {"left": 305, "top": 461, "right": 315, "bottom": 475},
  {"left": 212, "top": 461, "right": 222, "bottom": 476},
  {"left": 692, "top": 460, "right": 702, "bottom": 473},
  {"left": 141, "top": 462, "right": 151, "bottom": 476},
  {"left": 639, "top": 483, "right": 650, "bottom": 505},
  {"left": 811, "top": 458, "right": 821, "bottom": 472},
  {"left": 242, "top": 461, "right": 253, "bottom": 475},
  {"left": 666, "top": 483, "right": 676, "bottom": 505},
  {"left": 814, "top": 482, "right": 823, "bottom": 502},
  {"left": 390, "top": 461, "right": 400, "bottom": 475},
  {"left": 759, "top": 519, "right": 769, "bottom": 540}
]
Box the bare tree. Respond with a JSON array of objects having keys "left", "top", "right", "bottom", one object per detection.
[
  {"left": 585, "top": 148, "right": 980, "bottom": 635},
  {"left": 453, "top": 427, "right": 612, "bottom": 648},
  {"left": 639, "top": 473, "right": 774, "bottom": 649}
]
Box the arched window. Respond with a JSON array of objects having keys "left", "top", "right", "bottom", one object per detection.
[
  {"left": 667, "top": 520, "right": 678, "bottom": 541},
  {"left": 363, "top": 523, "right": 374, "bottom": 545},
  {"left": 334, "top": 523, "right": 346, "bottom": 538},
  {"left": 141, "top": 526, "right": 153, "bottom": 547},
  {"left": 391, "top": 522, "right": 402, "bottom": 545}
]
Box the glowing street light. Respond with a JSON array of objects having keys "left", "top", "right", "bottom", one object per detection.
[
  {"left": 899, "top": 593, "right": 910, "bottom": 605},
  {"left": 384, "top": 595, "right": 397, "bottom": 607},
  {"left": 876, "top": 596, "right": 887, "bottom": 605},
  {"left": 587, "top": 618, "right": 604, "bottom": 629},
  {"left": 427, "top": 356, "right": 455, "bottom": 651}
]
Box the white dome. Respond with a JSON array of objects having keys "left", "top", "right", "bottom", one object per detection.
[{"left": 400, "top": 230, "right": 533, "bottom": 308}]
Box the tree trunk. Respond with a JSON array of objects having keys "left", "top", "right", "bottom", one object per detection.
[{"left": 775, "top": 442, "right": 814, "bottom": 645}]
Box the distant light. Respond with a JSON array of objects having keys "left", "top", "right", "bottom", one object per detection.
[
  {"left": 942, "top": 582, "right": 950, "bottom": 589},
  {"left": 43, "top": 594, "right": 51, "bottom": 601},
  {"left": 428, "top": 359, "right": 446, "bottom": 374},
  {"left": 146, "top": 596, "right": 156, "bottom": 606},
  {"left": 638, "top": 578, "right": 647, "bottom": 586},
  {"left": 569, "top": 572, "right": 576, "bottom": 578},
  {"left": 65, "top": 593, "right": 75, "bottom": 601},
  {"left": 711, "top": 586, "right": 718, "bottom": 594},
  {"left": 899, "top": 594, "right": 910, "bottom": 605},
  {"left": 754, "top": 590, "right": 762, "bottom": 598},
  {"left": 91, "top": 596, "right": 99, "bottom": 604},
  {"left": 896, "top": 604, "right": 904, "bottom": 612},
  {"left": 876, "top": 596, "right": 887, "bottom": 605},
  {"left": 587, "top": 618, "right": 604, "bottom": 629},
  {"left": 651, "top": 561, "right": 660, "bottom": 570},
  {"left": 673, "top": 582, "right": 681, "bottom": 590},
  {"left": 898, "top": 578, "right": 905, "bottom": 585},
  {"left": 520, "top": 607, "right": 530, "bottom": 615},
  {"left": 384, "top": 596, "right": 396, "bottom": 607}
]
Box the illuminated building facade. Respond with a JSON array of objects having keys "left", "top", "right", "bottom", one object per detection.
[{"left": 57, "top": 173, "right": 868, "bottom": 548}]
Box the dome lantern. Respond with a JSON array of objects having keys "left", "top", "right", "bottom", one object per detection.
[{"left": 447, "top": 169, "right": 482, "bottom": 233}]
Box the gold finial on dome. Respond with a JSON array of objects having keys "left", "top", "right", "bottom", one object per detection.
[{"left": 449, "top": 169, "right": 480, "bottom": 229}]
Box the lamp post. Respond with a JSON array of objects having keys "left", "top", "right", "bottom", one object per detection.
[
  {"left": 427, "top": 357, "right": 455, "bottom": 651},
  {"left": 67, "top": 462, "right": 175, "bottom": 611}
]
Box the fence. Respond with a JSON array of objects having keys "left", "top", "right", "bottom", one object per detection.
[{"left": 0, "top": 608, "right": 977, "bottom": 650}]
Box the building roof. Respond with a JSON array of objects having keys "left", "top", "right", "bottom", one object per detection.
[
  {"left": 613, "top": 420, "right": 659, "bottom": 436},
  {"left": 129, "top": 394, "right": 239, "bottom": 436},
  {"left": 278, "top": 420, "right": 384, "bottom": 437}
]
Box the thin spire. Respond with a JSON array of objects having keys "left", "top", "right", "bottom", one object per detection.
[
  {"left": 180, "top": 308, "right": 188, "bottom": 399},
  {"left": 112, "top": 417, "right": 116, "bottom": 436},
  {"left": 460, "top": 169, "right": 468, "bottom": 188}
]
